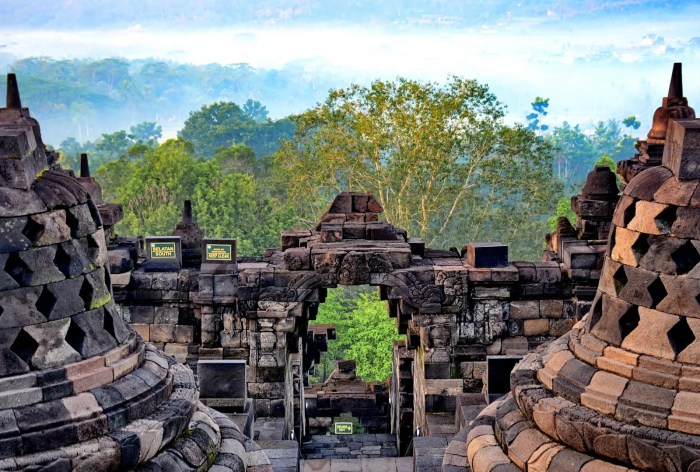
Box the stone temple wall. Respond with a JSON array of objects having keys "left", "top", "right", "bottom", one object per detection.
[{"left": 104, "top": 182, "right": 609, "bottom": 453}]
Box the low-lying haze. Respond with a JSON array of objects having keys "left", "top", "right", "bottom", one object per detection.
[{"left": 1, "top": 0, "right": 699, "bottom": 138}]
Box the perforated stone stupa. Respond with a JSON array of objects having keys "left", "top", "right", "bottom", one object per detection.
[
  {"left": 0, "top": 75, "right": 270, "bottom": 471},
  {"left": 465, "top": 120, "right": 700, "bottom": 469}
]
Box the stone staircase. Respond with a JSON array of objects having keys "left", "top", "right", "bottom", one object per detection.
[
  {"left": 253, "top": 418, "right": 301, "bottom": 472},
  {"left": 300, "top": 457, "right": 413, "bottom": 471},
  {"left": 414, "top": 393, "right": 487, "bottom": 472},
  {"left": 302, "top": 434, "right": 398, "bottom": 460}
]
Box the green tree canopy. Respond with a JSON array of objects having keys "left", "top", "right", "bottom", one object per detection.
[
  {"left": 179, "top": 101, "right": 253, "bottom": 158},
  {"left": 274, "top": 77, "right": 562, "bottom": 260},
  {"left": 179, "top": 101, "right": 295, "bottom": 159},
  {"left": 310, "top": 287, "right": 401, "bottom": 383},
  {"left": 526, "top": 96, "right": 549, "bottom": 133},
  {"left": 96, "top": 138, "right": 293, "bottom": 255},
  {"left": 129, "top": 121, "right": 163, "bottom": 146},
  {"left": 547, "top": 117, "right": 638, "bottom": 191},
  {"left": 242, "top": 99, "right": 269, "bottom": 123}
]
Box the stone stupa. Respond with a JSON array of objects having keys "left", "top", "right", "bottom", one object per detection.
[
  {"left": 0, "top": 74, "right": 270, "bottom": 471},
  {"left": 465, "top": 71, "right": 700, "bottom": 471}
]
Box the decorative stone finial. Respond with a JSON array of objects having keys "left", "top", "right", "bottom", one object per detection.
[
  {"left": 80, "top": 152, "right": 90, "bottom": 177},
  {"left": 0, "top": 74, "right": 47, "bottom": 189},
  {"left": 6, "top": 73, "right": 21, "bottom": 109},
  {"left": 183, "top": 199, "right": 193, "bottom": 224},
  {"left": 668, "top": 62, "right": 683, "bottom": 98},
  {"left": 172, "top": 199, "right": 204, "bottom": 267},
  {"left": 648, "top": 62, "right": 696, "bottom": 142}
]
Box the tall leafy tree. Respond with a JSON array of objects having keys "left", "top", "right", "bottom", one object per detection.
[
  {"left": 129, "top": 121, "right": 162, "bottom": 146},
  {"left": 274, "top": 77, "right": 562, "bottom": 260},
  {"left": 179, "top": 101, "right": 295, "bottom": 159},
  {"left": 242, "top": 99, "right": 269, "bottom": 123},
  {"left": 526, "top": 96, "right": 549, "bottom": 133},
  {"left": 310, "top": 287, "right": 401, "bottom": 383},
  {"left": 93, "top": 130, "right": 132, "bottom": 160},
  {"left": 212, "top": 144, "right": 259, "bottom": 176},
  {"left": 96, "top": 138, "right": 293, "bottom": 254},
  {"left": 179, "top": 101, "right": 255, "bottom": 158},
  {"left": 546, "top": 117, "right": 639, "bottom": 191}
]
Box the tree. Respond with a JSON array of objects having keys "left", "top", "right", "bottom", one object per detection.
[
  {"left": 58, "top": 137, "right": 83, "bottom": 171},
  {"left": 274, "top": 77, "right": 562, "bottom": 260},
  {"left": 310, "top": 287, "right": 401, "bottom": 383},
  {"left": 548, "top": 121, "right": 594, "bottom": 190},
  {"left": 547, "top": 196, "right": 577, "bottom": 232},
  {"left": 179, "top": 101, "right": 255, "bottom": 158},
  {"left": 526, "top": 96, "right": 549, "bottom": 133},
  {"left": 591, "top": 118, "right": 638, "bottom": 163},
  {"left": 95, "top": 138, "right": 293, "bottom": 255},
  {"left": 622, "top": 115, "right": 641, "bottom": 130},
  {"left": 546, "top": 118, "right": 638, "bottom": 191},
  {"left": 129, "top": 121, "right": 162, "bottom": 146},
  {"left": 93, "top": 130, "right": 132, "bottom": 161},
  {"left": 179, "top": 101, "right": 295, "bottom": 159},
  {"left": 104, "top": 138, "right": 207, "bottom": 236},
  {"left": 242, "top": 99, "right": 269, "bottom": 123},
  {"left": 193, "top": 172, "right": 294, "bottom": 255},
  {"left": 212, "top": 144, "right": 259, "bottom": 176}
]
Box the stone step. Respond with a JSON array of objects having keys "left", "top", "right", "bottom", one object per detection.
[
  {"left": 257, "top": 439, "right": 300, "bottom": 472},
  {"left": 426, "top": 413, "right": 459, "bottom": 436},
  {"left": 302, "top": 433, "right": 398, "bottom": 460},
  {"left": 301, "top": 457, "right": 413, "bottom": 472},
  {"left": 413, "top": 436, "right": 449, "bottom": 472},
  {"left": 254, "top": 417, "right": 287, "bottom": 441},
  {"left": 455, "top": 393, "right": 487, "bottom": 430}
]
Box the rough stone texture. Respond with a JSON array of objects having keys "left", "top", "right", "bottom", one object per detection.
[
  {"left": 0, "top": 75, "right": 264, "bottom": 472},
  {"left": 467, "top": 66, "right": 700, "bottom": 472}
]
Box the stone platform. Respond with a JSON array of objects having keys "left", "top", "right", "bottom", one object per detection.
[{"left": 300, "top": 457, "right": 412, "bottom": 472}]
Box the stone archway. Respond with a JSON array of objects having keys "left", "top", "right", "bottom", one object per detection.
[{"left": 207, "top": 192, "right": 467, "bottom": 450}]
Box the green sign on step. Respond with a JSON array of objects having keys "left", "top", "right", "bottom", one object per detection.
[
  {"left": 150, "top": 242, "right": 177, "bottom": 259},
  {"left": 334, "top": 422, "right": 353, "bottom": 435},
  {"left": 206, "top": 243, "right": 233, "bottom": 261}
]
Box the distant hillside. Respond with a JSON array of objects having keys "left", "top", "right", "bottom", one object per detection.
[{"left": 0, "top": 57, "right": 336, "bottom": 146}]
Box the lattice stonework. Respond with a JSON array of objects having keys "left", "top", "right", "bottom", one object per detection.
[
  {"left": 465, "top": 64, "right": 700, "bottom": 472},
  {"left": 0, "top": 74, "right": 269, "bottom": 471}
]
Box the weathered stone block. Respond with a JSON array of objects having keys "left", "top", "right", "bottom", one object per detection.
[
  {"left": 153, "top": 306, "right": 179, "bottom": 324},
  {"left": 174, "top": 325, "right": 194, "bottom": 343},
  {"left": 198, "top": 360, "right": 247, "bottom": 399},
  {"left": 509, "top": 301, "right": 539, "bottom": 320},
  {"left": 465, "top": 243, "right": 508, "bottom": 268},
  {"left": 283, "top": 247, "right": 311, "bottom": 271},
  {"left": 523, "top": 319, "right": 549, "bottom": 336},
  {"left": 662, "top": 119, "right": 700, "bottom": 181},
  {"left": 149, "top": 324, "right": 176, "bottom": 343}
]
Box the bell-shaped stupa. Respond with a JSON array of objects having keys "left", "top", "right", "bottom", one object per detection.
[
  {"left": 0, "top": 74, "right": 269, "bottom": 471},
  {"left": 466, "top": 72, "right": 700, "bottom": 471}
]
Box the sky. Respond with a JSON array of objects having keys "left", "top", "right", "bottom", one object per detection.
[{"left": 1, "top": 0, "right": 700, "bottom": 132}]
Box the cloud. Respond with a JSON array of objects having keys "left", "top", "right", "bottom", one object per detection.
[{"left": 1, "top": 2, "right": 699, "bottom": 134}]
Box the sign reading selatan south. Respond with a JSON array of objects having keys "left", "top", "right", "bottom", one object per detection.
[{"left": 144, "top": 236, "right": 182, "bottom": 272}]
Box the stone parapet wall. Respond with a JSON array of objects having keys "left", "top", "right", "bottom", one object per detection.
[{"left": 104, "top": 184, "right": 610, "bottom": 452}]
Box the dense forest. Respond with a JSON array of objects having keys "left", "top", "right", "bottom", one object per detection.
[
  {"left": 3, "top": 57, "right": 640, "bottom": 382},
  {"left": 2, "top": 57, "right": 636, "bottom": 259},
  {"left": 0, "top": 57, "right": 335, "bottom": 145}
]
